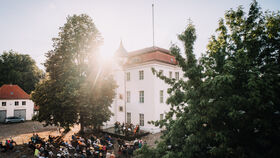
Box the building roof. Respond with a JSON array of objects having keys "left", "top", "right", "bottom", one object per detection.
[
  {"left": 0, "top": 84, "right": 30, "bottom": 99},
  {"left": 124, "top": 46, "right": 177, "bottom": 66},
  {"left": 128, "top": 46, "right": 170, "bottom": 57},
  {"left": 114, "top": 41, "right": 128, "bottom": 57}
]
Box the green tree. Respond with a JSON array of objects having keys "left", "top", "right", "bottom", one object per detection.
[
  {"left": 0, "top": 50, "right": 44, "bottom": 94},
  {"left": 31, "top": 14, "right": 117, "bottom": 133},
  {"left": 137, "top": 1, "right": 280, "bottom": 158}
]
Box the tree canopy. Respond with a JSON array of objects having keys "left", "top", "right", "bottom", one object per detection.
[
  {"left": 0, "top": 50, "right": 44, "bottom": 94},
  {"left": 137, "top": 1, "right": 280, "bottom": 158},
  {"left": 31, "top": 14, "right": 117, "bottom": 132}
]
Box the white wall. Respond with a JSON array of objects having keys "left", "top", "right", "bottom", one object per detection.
[
  {"left": 125, "top": 64, "right": 156, "bottom": 131},
  {"left": 105, "top": 61, "right": 126, "bottom": 127},
  {"left": 0, "top": 99, "right": 34, "bottom": 120},
  {"left": 106, "top": 60, "right": 184, "bottom": 133},
  {"left": 153, "top": 63, "right": 183, "bottom": 121}
]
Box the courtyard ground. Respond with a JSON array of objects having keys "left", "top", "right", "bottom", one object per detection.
[
  {"left": 0, "top": 121, "right": 162, "bottom": 157},
  {"left": 0, "top": 121, "right": 79, "bottom": 145}
]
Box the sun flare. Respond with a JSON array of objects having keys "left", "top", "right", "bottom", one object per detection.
[{"left": 99, "top": 45, "right": 115, "bottom": 62}]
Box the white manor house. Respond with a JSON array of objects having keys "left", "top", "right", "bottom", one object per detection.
[{"left": 106, "top": 42, "right": 183, "bottom": 133}]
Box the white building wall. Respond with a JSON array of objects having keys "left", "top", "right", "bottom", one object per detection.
[
  {"left": 106, "top": 60, "right": 184, "bottom": 133},
  {"left": 153, "top": 63, "right": 183, "bottom": 121},
  {"left": 106, "top": 61, "right": 126, "bottom": 128},
  {"left": 125, "top": 64, "right": 156, "bottom": 131},
  {"left": 0, "top": 99, "right": 34, "bottom": 120}
]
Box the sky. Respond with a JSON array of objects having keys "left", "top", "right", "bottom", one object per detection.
[{"left": 0, "top": 0, "right": 279, "bottom": 70}]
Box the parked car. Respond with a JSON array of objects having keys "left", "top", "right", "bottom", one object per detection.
[{"left": 4, "top": 116, "right": 24, "bottom": 123}]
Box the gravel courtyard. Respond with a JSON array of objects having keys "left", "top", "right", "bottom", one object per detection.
[
  {"left": 0, "top": 121, "right": 162, "bottom": 157},
  {"left": 0, "top": 121, "right": 59, "bottom": 144}
]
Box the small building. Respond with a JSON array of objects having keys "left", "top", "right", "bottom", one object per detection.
[{"left": 0, "top": 84, "right": 34, "bottom": 122}]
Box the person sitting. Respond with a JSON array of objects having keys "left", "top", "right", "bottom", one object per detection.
[
  {"left": 48, "top": 150, "right": 54, "bottom": 157},
  {"left": 0, "top": 142, "right": 7, "bottom": 152},
  {"left": 31, "top": 134, "right": 36, "bottom": 144},
  {"left": 138, "top": 140, "right": 143, "bottom": 148},
  {"left": 106, "top": 152, "right": 111, "bottom": 158},
  {"left": 8, "top": 138, "right": 16, "bottom": 150},
  {"left": 48, "top": 135, "right": 54, "bottom": 143},
  {"left": 35, "top": 134, "right": 39, "bottom": 141},
  {"left": 34, "top": 148, "right": 40, "bottom": 157},
  {"left": 133, "top": 139, "right": 139, "bottom": 149},
  {"left": 121, "top": 123, "right": 125, "bottom": 134},
  {"left": 128, "top": 145, "right": 134, "bottom": 157},
  {"left": 5, "top": 140, "right": 10, "bottom": 150},
  {"left": 110, "top": 152, "right": 116, "bottom": 158},
  {"left": 28, "top": 141, "right": 36, "bottom": 151}
]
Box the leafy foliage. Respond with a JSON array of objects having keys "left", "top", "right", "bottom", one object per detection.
[
  {"left": 0, "top": 50, "right": 44, "bottom": 94},
  {"left": 138, "top": 1, "right": 280, "bottom": 158},
  {"left": 31, "top": 14, "right": 117, "bottom": 132}
]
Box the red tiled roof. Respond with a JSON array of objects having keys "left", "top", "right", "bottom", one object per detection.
[
  {"left": 0, "top": 84, "right": 30, "bottom": 99},
  {"left": 125, "top": 46, "right": 177, "bottom": 66}
]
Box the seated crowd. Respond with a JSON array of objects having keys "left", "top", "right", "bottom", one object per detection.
[
  {"left": 1, "top": 122, "right": 147, "bottom": 158},
  {"left": 29, "top": 133, "right": 116, "bottom": 158},
  {"left": 117, "top": 138, "right": 146, "bottom": 158},
  {"left": 0, "top": 137, "right": 16, "bottom": 152}
]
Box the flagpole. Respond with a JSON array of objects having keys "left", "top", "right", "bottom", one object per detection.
[{"left": 152, "top": 3, "right": 155, "bottom": 47}]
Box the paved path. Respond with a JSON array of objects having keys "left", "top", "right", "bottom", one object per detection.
[{"left": 0, "top": 121, "right": 58, "bottom": 143}]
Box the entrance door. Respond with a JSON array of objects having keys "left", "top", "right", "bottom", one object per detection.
[
  {"left": 14, "top": 109, "right": 26, "bottom": 120},
  {"left": 0, "top": 110, "right": 7, "bottom": 122}
]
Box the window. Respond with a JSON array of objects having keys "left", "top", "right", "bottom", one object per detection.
[
  {"left": 119, "top": 106, "right": 123, "bottom": 112},
  {"left": 2, "top": 102, "right": 6, "bottom": 106},
  {"left": 169, "top": 71, "right": 172, "bottom": 78},
  {"left": 139, "top": 113, "right": 144, "bottom": 126},
  {"left": 175, "top": 72, "right": 179, "bottom": 80},
  {"left": 127, "top": 112, "right": 131, "bottom": 124},
  {"left": 22, "top": 101, "right": 26, "bottom": 106},
  {"left": 139, "top": 70, "right": 144, "bottom": 80},
  {"left": 15, "top": 101, "right": 19, "bottom": 106},
  {"left": 160, "top": 114, "right": 164, "bottom": 120},
  {"left": 159, "top": 70, "right": 163, "bottom": 75},
  {"left": 126, "top": 72, "right": 130, "bottom": 81},
  {"left": 126, "top": 91, "right": 131, "bottom": 103},
  {"left": 139, "top": 91, "right": 144, "bottom": 103},
  {"left": 160, "top": 90, "right": 164, "bottom": 103}
]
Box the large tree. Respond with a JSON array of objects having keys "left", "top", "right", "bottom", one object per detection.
[
  {"left": 137, "top": 1, "right": 280, "bottom": 158},
  {"left": 0, "top": 50, "right": 44, "bottom": 94},
  {"left": 32, "top": 14, "right": 117, "bottom": 133}
]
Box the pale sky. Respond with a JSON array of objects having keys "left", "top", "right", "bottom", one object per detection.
[{"left": 0, "top": 0, "right": 279, "bottom": 70}]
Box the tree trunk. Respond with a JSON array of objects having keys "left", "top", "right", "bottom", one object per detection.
[{"left": 80, "top": 114, "right": 85, "bottom": 136}]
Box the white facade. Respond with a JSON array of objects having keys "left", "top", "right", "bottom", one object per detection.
[
  {"left": 0, "top": 99, "right": 34, "bottom": 121},
  {"left": 107, "top": 54, "right": 183, "bottom": 133}
]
